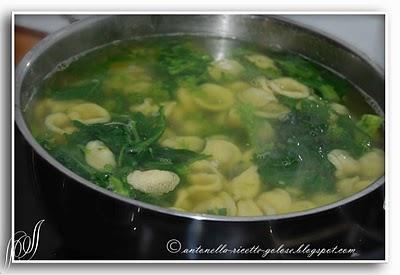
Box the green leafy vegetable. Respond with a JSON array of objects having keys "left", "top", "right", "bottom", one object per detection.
[
  {"left": 51, "top": 79, "right": 103, "bottom": 101},
  {"left": 356, "top": 114, "right": 384, "bottom": 139},
  {"left": 253, "top": 99, "right": 375, "bottom": 192},
  {"left": 155, "top": 40, "right": 212, "bottom": 95},
  {"left": 38, "top": 110, "right": 207, "bottom": 204}
]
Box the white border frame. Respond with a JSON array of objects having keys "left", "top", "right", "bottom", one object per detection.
[{"left": 11, "top": 11, "right": 388, "bottom": 264}]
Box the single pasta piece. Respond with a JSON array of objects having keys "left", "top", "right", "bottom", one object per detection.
[
  {"left": 192, "top": 191, "right": 237, "bottom": 216},
  {"left": 225, "top": 108, "right": 242, "bottom": 128},
  {"left": 256, "top": 189, "right": 292, "bottom": 214},
  {"left": 269, "top": 77, "right": 310, "bottom": 99},
  {"left": 127, "top": 169, "right": 180, "bottom": 195},
  {"left": 311, "top": 193, "right": 341, "bottom": 206},
  {"left": 208, "top": 59, "right": 244, "bottom": 80},
  {"left": 335, "top": 176, "right": 360, "bottom": 196},
  {"left": 161, "top": 136, "right": 205, "bottom": 152},
  {"left": 168, "top": 105, "right": 186, "bottom": 126},
  {"left": 36, "top": 99, "right": 84, "bottom": 120},
  {"left": 237, "top": 199, "right": 263, "bottom": 216},
  {"left": 358, "top": 149, "right": 385, "bottom": 180},
  {"left": 229, "top": 166, "right": 261, "bottom": 201},
  {"left": 187, "top": 173, "right": 223, "bottom": 190},
  {"left": 193, "top": 83, "right": 234, "bottom": 112},
  {"left": 352, "top": 179, "right": 373, "bottom": 193},
  {"left": 330, "top": 102, "right": 350, "bottom": 116},
  {"left": 85, "top": 140, "right": 116, "bottom": 171},
  {"left": 255, "top": 121, "right": 276, "bottom": 143},
  {"left": 103, "top": 62, "right": 152, "bottom": 95},
  {"left": 67, "top": 103, "right": 111, "bottom": 124},
  {"left": 255, "top": 101, "right": 290, "bottom": 120},
  {"left": 219, "top": 192, "right": 237, "bottom": 216},
  {"left": 327, "top": 149, "right": 360, "bottom": 179},
  {"left": 44, "top": 112, "right": 76, "bottom": 135},
  {"left": 177, "top": 87, "right": 198, "bottom": 113},
  {"left": 237, "top": 87, "right": 277, "bottom": 108},
  {"left": 186, "top": 160, "right": 224, "bottom": 192},
  {"left": 289, "top": 200, "right": 316, "bottom": 212},
  {"left": 202, "top": 138, "right": 242, "bottom": 171},
  {"left": 173, "top": 189, "right": 192, "bottom": 210},
  {"left": 241, "top": 150, "right": 254, "bottom": 166},
  {"left": 160, "top": 101, "right": 177, "bottom": 118},
  {"left": 245, "top": 54, "right": 276, "bottom": 69},
  {"left": 179, "top": 119, "right": 205, "bottom": 136},
  {"left": 225, "top": 81, "right": 251, "bottom": 93},
  {"left": 251, "top": 76, "right": 275, "bottom": 94},
  {"left": 175, "top": 186, "right": 217, "bottom": 211},
  {"left": 130, "top": 98, "right": 159, "bottom": 116}
]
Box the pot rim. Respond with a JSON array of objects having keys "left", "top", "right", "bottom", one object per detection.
[{"left": 15, "top": 14, "right": 385, "bottom": 222}]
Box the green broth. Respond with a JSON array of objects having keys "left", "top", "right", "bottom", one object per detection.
[{"left": 27, "top": 36, "right": 385, "bottom": 217}]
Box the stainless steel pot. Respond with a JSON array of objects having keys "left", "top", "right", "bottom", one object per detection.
[{"left": 15, "top": 15, "right": 385, "bottom": 259}]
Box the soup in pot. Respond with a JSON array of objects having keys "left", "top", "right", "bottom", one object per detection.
[{"left": 26, "top": 37, "right": 385, "bottom": 217}]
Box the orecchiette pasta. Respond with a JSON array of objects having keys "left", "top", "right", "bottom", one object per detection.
[
  {"left": 219, "top": 192, "right": 237, "bottom": 216},
  {"left": 127, "top": 169, "right": 180, "bottom": 195},
  {"left": 103, "top": 62, "right": 152, "bottom": 95},
  {"left": 173, "top": 160, "right": 225, "bottom": 211},
  {"left": 192, "top": 191, "right": 237, "bottom": 216},
  {"left": 289, "top": 200, "right": 315, "bottom": 212},
  {"left": 245, "top": 54, "right": 276, "bottom": 69},
  {"left": 358, "top": 149, "right": 384, "bottom": 180},
  {"left": 225, "top": 108, "right": 242, "bottom": 128},
  {"left": 256, "top": 189, "right": 292, "bottom": 214},
  {"left": 327, "top": 149, "right": 360, "bottom": 179},
  {"left": 85, "top": 140, "right": 116, "bottom": 171},
  {"left": 186, "top": 160, "right": 224, "bottom": 192},
  {"left": 179, "top": 119, "right": 204, "bottom": 136},
  {"left": 225, "top": 81, "right": 251, "bottom": 93},
  {"left": 311, "top": 193, "right": 341, "bottom": 205},
  {"left": 335, "top": 176, "right": 360, "bottom": 196},
  {"left": 177, "top": 87, "right": 198, "bottom": 113},
  {"left": 161, "top": 136, "right": 205, "bottom": 152},
  {"left": 187, "top": 173, "right": 223, "bottom": 191},
  {"left": 44, "top": 112, "right": 75, "bottom": 135},
  {"left": 330, "top": 103, "right": 350, "bottom": 116},
  {"left": 237, "top": 199, "right": 263, "bottom": 216},
  {"left": 130, "top": 98, "right": 159, "bottom": 116},
  {"left": 352, "top": 179, "right": 373, "bottom": 193},
  {"left": 39, "top": 99, "right": 85, "bottom": 116},
  {"left": 237, "top": 87, "right": 277, "bottom": 108},
  {"left": 173, "top": 189, "right": 192, "bottom": 210},
  {"left": 251, "top": 76, "right": 276, "bottom": 95},
  {"left": 202, "top": 138, "right": 242, "bottom": 171},
  {"left": 255, "top": 102, "right": 290, "bottom": 120},
  {"left": 255, "top": 121, "right": 275, "bottom": 144},
  {"left": 160, "top": 101, "right": 177, "bottom": 118},
  {"left": 269, "top": 77, "right": 310, "bottom": 99},
  {"left": 193, "top": 83, "right": 234, "bottom": 112},
  {"left": 208, "top": 59, "right": 244, "bottom": 80},
  {"left": 229, "top": 166, "right": 261, "bottom": 201},
  {"left": 67, "top": 103, "right": 111, "bottom": 124},
  {"left": 242, "top": 150, "right": 254, "bottom": 167}
]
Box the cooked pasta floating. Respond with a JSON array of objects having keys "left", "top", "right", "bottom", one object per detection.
[{"left": 27, "top": 37, "right": 385, "bottom": 217}]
